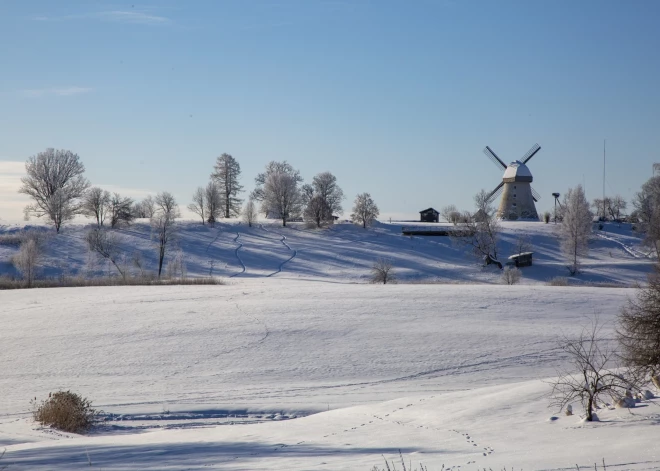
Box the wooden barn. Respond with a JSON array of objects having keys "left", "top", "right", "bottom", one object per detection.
[{"left": 419, "top": 208, "right": 439, "bottom": 223}]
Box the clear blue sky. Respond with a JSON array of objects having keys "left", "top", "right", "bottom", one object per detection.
[{"left": 1, "top": 0, "right": 659, "bottom": 220}]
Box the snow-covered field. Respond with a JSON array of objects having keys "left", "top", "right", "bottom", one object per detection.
[
  {"left": 0, "top": 219, "right": 654, "bottom": 285},
  {"left": 1, "top": 221, "right": 659, "bottom": 470}
]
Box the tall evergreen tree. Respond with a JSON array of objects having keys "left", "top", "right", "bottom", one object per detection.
[{"left": 211, "top": 153, "right": 243, "bottom": 218}]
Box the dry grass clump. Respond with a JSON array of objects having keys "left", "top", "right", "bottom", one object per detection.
[
  {"left": 0, "top": 274, "right": 224, "bottom": 290},
  {"left": 32, "top": 390, "right": 98, "bottom": 434},
  {"left": 547, "top": 276, "right": 569, "bottom": 286}
]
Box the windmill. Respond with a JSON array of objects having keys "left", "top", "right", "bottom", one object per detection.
[{"left": 483, "top": 144, "right": 541, "bottom": 220}]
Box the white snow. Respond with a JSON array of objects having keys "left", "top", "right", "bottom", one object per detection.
[{"left": 1, "top": 220, "right": 658, "bottom": 470}]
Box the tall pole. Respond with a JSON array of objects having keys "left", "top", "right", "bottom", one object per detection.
[{"left": 603, "top": 139, "right": 606, "bottom": 219}]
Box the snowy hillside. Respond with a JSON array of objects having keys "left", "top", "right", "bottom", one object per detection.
[
  {"left": 0, "top": 219, "right": 654, "bottom": 285},
  {"left": 2, "top": 282, "right": 659, "bottom": 470}
]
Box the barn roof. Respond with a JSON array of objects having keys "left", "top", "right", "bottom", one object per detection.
[{"left": 419, "top": 207, "right": 439, "bottom": 214}]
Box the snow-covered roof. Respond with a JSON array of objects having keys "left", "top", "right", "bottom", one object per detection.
[{"left": 503, "top": 160, "right": 533, "bottom": 182}]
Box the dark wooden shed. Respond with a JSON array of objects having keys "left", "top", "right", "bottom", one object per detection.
[
  {"left": 419, "top": 208, "right": 439, "bottom": 223},
  {"left": 507, "top": 252, "right": 534, "bottom": 267}
]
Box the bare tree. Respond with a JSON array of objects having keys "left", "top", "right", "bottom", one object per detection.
[
  {"left": 242, "top": 198, "right": 257, "bottom": 227},
  {"left": 188, "top": 187, "right": 206, "bottom": 225},
  {"left": 371, "top": 258, "right": 395, "bottom": 284},
  {"left": 351, "top": 193, "right": 379, "bottom": 229},
  {"left": 607, "top": 195, "right": 627, "bottom": 221},
  {"left": 561, "top": 185, "right": 593, "bottom": 275},
  {"left": 261, "top": 170, "right": 303, "bottom": 227},
  {"left": 12, "top": 239, "right": 41, "bottom": 287},
  {"left": 618, "top": 264, "right": 660, "bottom": 380},
  {"left": 151, "top": 192, "right": 181, "bottom": 278},
  {"left": 211, "top": 153, "right": 244, "bottom": 218},
  {"left": 451, "top": 190, "right": 501, "bottom": 266},
  {"left": 108, "top": 193, "right": 134, "bottom": 229},
  {"left": 81, "top": 187, "right": 111, "bottom": 227},
  {"left": 85, "top": 228, "right": 127, "bottom": 279},
  {"left": 549, "top": 319, "right": 638, "bottom": 421},
  {"left": 441, "top": 204, "right": 461, "bottom": 225},
  {"left": 134, "top": 196, "right": 156, "bottom": 219},
  {"left": 501, "top": 266, "right": 521, "bottom": 285},
  {"left": 204, "top": 181, "right": 223, "bottom": 225},
  {"left": 19, "top": 148, "right": 90, "bottom": 232}
]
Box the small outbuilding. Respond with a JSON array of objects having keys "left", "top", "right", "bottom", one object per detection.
[
  {"left": 419, "top": 208, "right": 439, "bottom": 223},
  {"left": 507, "top": 252, "right": 534, "bottom": 268}
]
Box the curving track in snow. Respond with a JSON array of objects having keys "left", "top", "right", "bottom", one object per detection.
[
  {"left": 259, "top": 225, "right": 297, "bottom": 277},
  {"left": 229, "top": 232, "right": 246, "bottom": 278}
]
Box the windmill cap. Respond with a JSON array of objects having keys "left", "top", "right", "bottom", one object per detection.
[{"left": 503, "top": 160, "right": 533, "bottom": 182}]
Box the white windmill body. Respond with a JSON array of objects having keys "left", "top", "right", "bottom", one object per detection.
[
  {"left": 497, "top": 161, "right": 538, "bottom": 220},
  {"left": 482, "top": 144, "right": 542, "bottom": 221}
]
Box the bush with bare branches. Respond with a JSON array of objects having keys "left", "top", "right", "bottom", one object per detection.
[
  {"left": 549, "top": 319, "right": 639, "bottom": 421},
  {"left": 371, "top": 258, "right": 395, "bottom": 284},
  {"left": 501, "top": 266, "right": 521, "bottom": 285},
  {"left": 618, "top": 264, "right": 660, "bottom": 379}
]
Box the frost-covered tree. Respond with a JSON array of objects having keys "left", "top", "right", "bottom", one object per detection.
[
  {"left": 12, "top": 239, "right": 41, "bottom": 287},
  {"left": 441, "top": 204, "right": 460, "bottom": 225},
  {"left": 262, "top": 171, "right": 303, "bottom": 227},
  {"left": 108, "top": 193, "right": 134, "bottom": 229},
  {"left": 252, "top": 161, "right": 304, "bottom": 226},
  {"left": 211, "top": 153, "right": 243, "bottom": 218},
  {"left": 561, "top": 185, "right": 592, "bottom": 275},
  {"left": 151, "top": 192, "right": 180, "bottom": 278},
  {"left": 19, "top": 148, "right": 90, "bottom": 232},
  {"left": 134, "top": 196, "right": 156, "bottom": 219},
  {"left": 188, "top": 187, "right": 207, "bottom": 225},
  {"left": 302, "top": 172, "right": 344, "bottom": 227},
  {"left": 351, "top": 193, "right": 379, "bottom": 229},
  {"left": 252, "top": 161, "right": 303, "bottom": 201},
  {"left": 81, "top": 187, "right": 111, "bottom": 227},
  {"left": 204, "top": 181, "right": 223, "bottom": 225},
  {"left": 242, "top": 198, "right": 257, "bottom": 227}
]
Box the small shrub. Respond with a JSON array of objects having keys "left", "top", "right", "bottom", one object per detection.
[
  {"left": 543, "top": 211, "right": 551, "bottom": 223},
  {"left": 32, "top": 390, "right": 98, "bottom": 433},
  {"left": 371, "top": 258, "right": 395, "bottom": 284},
  {"left": 547, "top": 276, "right": 569, "bottom": 286},
  {"left": 501, "top": 266, "right": 522, "bottom": 285}
]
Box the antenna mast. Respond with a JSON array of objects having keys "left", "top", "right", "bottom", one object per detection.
[{"left": 603, "top": 139, "right": 606, "bottom": 219}]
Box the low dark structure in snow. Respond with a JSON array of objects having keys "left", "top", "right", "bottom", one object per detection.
[
  {"left": 507, "top": 252, "right": 534, "bottom": 267},
  {"left": 402, "top": 226, "right": 452, "bottom": 236},
  {"left": 419, "top": 208, "right": 439, "bottom": 223}
]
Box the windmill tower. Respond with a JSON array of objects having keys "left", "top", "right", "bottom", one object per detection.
[{"left": 483, "top": 144, "right": 542, "bottom": 220}]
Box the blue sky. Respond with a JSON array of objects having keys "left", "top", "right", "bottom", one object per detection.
[{"left": 1, "top": 0, "right": 659, "bottom": 220}]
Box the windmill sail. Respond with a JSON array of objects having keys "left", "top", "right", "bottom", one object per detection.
[
  {"left": 521, "top": 144, "right": 541, "bottom": 164},
  {"left": 531, "top": 186, "right": 541, "bottom": 202},
  {"left": 486, "top": 182, "right": 504, "bottom": 204},
  {"left": 484, "top": 146, "right": 508, "bottom": 170}
]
